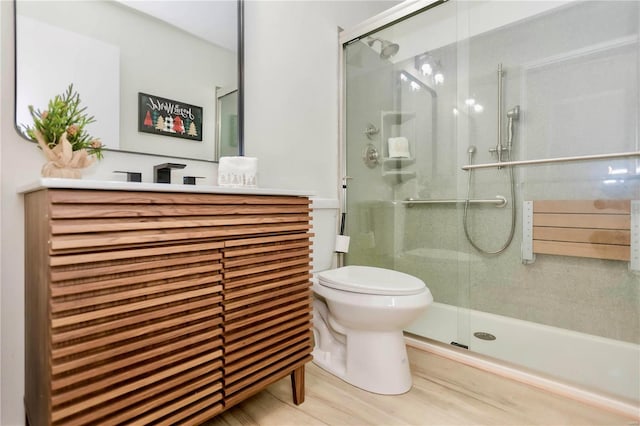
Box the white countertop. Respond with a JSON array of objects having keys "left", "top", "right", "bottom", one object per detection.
[{"left": 18, "top": 178, "right": 314, "bottom": 197}]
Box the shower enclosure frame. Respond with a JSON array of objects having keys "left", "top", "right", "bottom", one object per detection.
[{"left": 337, "top": 0, "right": 640, "bottom": 418}]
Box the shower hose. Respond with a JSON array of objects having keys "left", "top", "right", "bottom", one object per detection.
[{"left": 463, "top": 150, "right": 516, "bottom": 255}]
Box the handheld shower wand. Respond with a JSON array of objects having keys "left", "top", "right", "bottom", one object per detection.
[{"left": 506, "top": 105, "right": 520, "bottom": 150}]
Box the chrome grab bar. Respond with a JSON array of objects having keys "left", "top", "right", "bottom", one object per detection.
[
  {"left": 462, "top": 151, "right": 640, "bottom": 170},
  {"left": 404, "top": 195, "right": 507, "bottom": 207}
]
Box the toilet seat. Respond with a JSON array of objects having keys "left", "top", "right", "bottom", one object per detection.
[{"left": 318, "top": 265, "right": 425, "bottom": 296}]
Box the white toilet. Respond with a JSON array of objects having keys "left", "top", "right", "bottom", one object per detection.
[{"left": 310, "top": 199, "right": 433, "bottom": 395}]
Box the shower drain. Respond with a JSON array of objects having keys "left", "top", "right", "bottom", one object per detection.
[{"left": 473, "top": 331, "right": 497, "bottom": 341}]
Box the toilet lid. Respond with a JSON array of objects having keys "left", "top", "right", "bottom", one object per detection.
[{"left": 318, "top": 265, "right": 426, "bottom": 296}]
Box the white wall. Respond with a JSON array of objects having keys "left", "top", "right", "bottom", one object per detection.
[
  {"left": 17, "top": 14, "right": 120, "bottom": 152},
  {"left": 244, "top": 0, "right": 398, "bottom": 198},
  {"left": 1, "top": 0, "right": 396, "bottom": 423}
]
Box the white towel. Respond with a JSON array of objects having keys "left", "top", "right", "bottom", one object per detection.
[
  {"left": 388, "top": 137, "right": 410, "bottom": 158},
  {"left": 218, "top": 156, "right": 258, "bottom": 187}
]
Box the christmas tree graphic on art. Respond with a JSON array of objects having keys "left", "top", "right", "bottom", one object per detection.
[
  {"left": 173, "top": 116, "right": 184, "bottom": 134},
  {"left": 155, "top": 115, "right": 165, "bottom": 131},
  {"left": 188, "top": 121, "right": 198, "bottom": 137},
  {"left": 164, "top": 116, "right": 175, "bottom": 133},
  {"left": 143, "top": 111, "right": 153, "bottom": 127}
]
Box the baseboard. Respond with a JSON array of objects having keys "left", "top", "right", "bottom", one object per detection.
[{"left": 405, "top": 335, "right": 640, "bottom": 421}]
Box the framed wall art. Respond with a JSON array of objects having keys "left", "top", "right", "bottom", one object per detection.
[{"left": 138, "top": 93, "right": 203, "bottom": 141}]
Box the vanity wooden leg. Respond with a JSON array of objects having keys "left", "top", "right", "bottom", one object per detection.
[{"left": 290, "top": 365, "right": 305, "bottom": 405}]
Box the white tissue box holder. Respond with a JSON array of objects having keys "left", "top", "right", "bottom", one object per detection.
[{"left": 218, "top": 156, "right": 258, "bottom": 187}]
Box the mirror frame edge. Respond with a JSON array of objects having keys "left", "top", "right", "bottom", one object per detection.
[
  {"left": 11, "top": 0, "right": 244, "bottom": 162},
  {"left": 238, "top": 0, "right": 244, "bottom": 156},
  {"left": 12, "top": 0, "right": 27, "bottom": 144}
]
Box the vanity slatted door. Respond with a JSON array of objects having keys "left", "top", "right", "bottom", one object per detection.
[
  {"left": 47, "top": 242, "right": 225, "bottom": 426},
  {"left": 222, "top": 232, "right": 314, "bottom": 409},
  {"left": 26, "top": 189, "right": 227, "bottom": 425},
  {"left": 24, "top": 189, "right": 313, "bottom": 425}
]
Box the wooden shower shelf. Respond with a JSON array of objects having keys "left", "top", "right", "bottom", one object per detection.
[{"left": 525, "top": 199, "right": 637, "bottom": 263}]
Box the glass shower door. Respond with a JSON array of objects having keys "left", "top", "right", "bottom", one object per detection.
[{"left": 343, "top": 0, "right": 472, "bottom": 347}]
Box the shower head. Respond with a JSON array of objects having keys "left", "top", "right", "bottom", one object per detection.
[
  {"left": 367, "top": 37, "right": 399, "bottom": 60},
  {"left": 507, "top": 105, "right": 520, "bottom": 120},
  {"left": 380, "top": 40, "right": 399, "bottom": 59}
]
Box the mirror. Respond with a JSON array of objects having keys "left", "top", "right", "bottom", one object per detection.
[{"left": 14, "top": 0, "right": 242, "bottom": 162}]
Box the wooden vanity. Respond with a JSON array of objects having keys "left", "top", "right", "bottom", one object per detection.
[{"left": 21, "top": 179, "right": 314, "bottom": 425}]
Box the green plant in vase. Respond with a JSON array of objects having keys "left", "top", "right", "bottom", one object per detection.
[{"left": 22, "top": 84, "right": 104, "bottom": 178}]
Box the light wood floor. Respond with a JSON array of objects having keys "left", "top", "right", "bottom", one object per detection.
[{"left": 206, "top": 347, "right": 638, "bottom": 426}]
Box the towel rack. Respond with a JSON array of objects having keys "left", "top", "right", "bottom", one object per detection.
[
  {"left": 403, "top": 196, "right": 507, "bottom": 207},
  {"left": 462, "top": 151, "right": 640, "bottom": 171}
]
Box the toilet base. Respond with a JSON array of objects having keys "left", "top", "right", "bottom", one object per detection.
[{"left": 313, "top": 329, "right": 413, "bottom": 395}]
